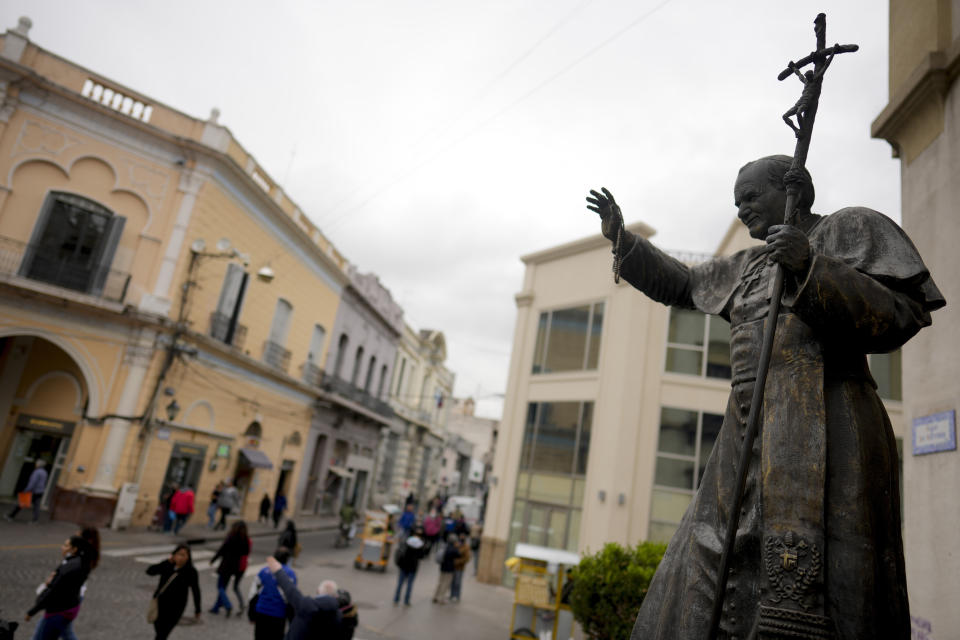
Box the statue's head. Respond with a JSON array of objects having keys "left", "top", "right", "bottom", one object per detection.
[{"left": 734, "top": 155, "right": 815, "bottom": 239}]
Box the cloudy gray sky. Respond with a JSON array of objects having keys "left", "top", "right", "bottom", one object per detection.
[{"left": 1, "top": 1, "right": 898, "bottom": 418}]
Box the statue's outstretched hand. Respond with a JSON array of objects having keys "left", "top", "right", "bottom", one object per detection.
[{"left": 586, "top": 188, "right": 623, "bottom": 242}]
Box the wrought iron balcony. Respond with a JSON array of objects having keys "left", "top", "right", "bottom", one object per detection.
[
  {"left": 0, "top": 236, "right": 130, "bottom": 302},
  {"left": 209, "top": 311, "right": 247, "bottom": 349},
  {"left": 320, "top": 372, "right": 394, "bottom": 419},
  {"left": 262, "top": 340, "right": 292, "bottom": 372}
]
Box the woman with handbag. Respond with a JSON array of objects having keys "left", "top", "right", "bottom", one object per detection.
[
  {"left": 209, "top": 521, "right": 250, "bottom": 616},
  {"left": 145, "top": 544, "right": 201, "bottom": 639},
  {"left": 24, "top": 535, "right": 91, "bottom": 640}
]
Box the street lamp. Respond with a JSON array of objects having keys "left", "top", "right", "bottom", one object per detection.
[{"left": 165, "top": 399, "right": 180, "bottom": 422}]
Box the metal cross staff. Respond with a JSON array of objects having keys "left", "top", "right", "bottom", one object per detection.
[{"left": 706, "top": 14, "right": 857, "bottom": 639}]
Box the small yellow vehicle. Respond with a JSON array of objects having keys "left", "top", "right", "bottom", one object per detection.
[{"left": 353, "top": 509, "right": 396, "bottom": 572}]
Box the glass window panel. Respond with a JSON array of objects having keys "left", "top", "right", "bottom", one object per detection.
[
  {"left": 650, "top": 489, "right": 692, "bottom": 523},
  {"left": 576, "top": 402, "right": 593, "bottom": 475},
  {"left": 668, "top": 308, "right": 705, "bottom": 346},
  {"left": 532, "top": 312, "right": 548, "bottom": 374},
  {"left": 527, "top": 505, "right": 548, "bottom": 545},
  {"left": 871, "top": 350, "right": 902, "bottom": 401},
  {"left": 510, "top": 499, "right": 526, "bottom": 540},
  {"left": 572, "top": 478, "right": 585, "bottom": 507},
  {"left": 543, "top": 306, "right": 590, "bottom": 372},
  {"left": 519, "top": 403, "right": 538, "bottom": 470},
  {"left": 566, "top": 509, "right": 581, "bottom": 552},
  {"left": 648, "top": 521, "right": 679, "bottom": 544},
  {"left": 516, "top": 472, "right": 531, "bottom": 498},
  {"left": 528, "top": 474, "right": 573, "bottom": 505},
  {"left": 698, "top": 413, "right": 723, "bottom": 486},
  {"left": 658, "top": 408, "right": 698, "bottom": 456},
  {"left": 654, "top": 456, "right": 696, "bottom": 490},
  {"left": 530, "top": 402, "right": 579, "bottom": 474},
  {"left": 665, "top": 347, "right": 703, "bottom": 375},
  {"left": 585, "top": 302, "right": 604, "bottom": 370},
  {"left": 706, "top": 317, "right": 732, "bottom": 379},
  {"left": 547, "top": 510, "right": 568, "bottom": 550}
]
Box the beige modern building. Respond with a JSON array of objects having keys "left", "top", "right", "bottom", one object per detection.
[
  {"left": 477, "top": 220, "right": 904, "bottom": 584},
  {"left": 0, "top": 18, "right": 441, "bottom": 528},
  {"left": 871, "top": 1, "right": 960, "bottom": 634}
]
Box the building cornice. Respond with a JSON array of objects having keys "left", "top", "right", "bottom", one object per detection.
[
  {"left": 521, "top": 220, "right": 655, "bottom": 265},
  {"left": 871, "top": 37, "right": 960, "bottom": 161}
]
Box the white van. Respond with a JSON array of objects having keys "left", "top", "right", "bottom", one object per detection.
[{"left": 442, "top": 495, "right": 483, "bottom": 525}]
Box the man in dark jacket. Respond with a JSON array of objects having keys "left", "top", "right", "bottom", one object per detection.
[
  {"left": 393, "top": 527, "right": 426, "bottom": 606},
  {"left": 265, "top": 556, "right": 341, "bottom": 639},
  {"left": 432, "top": 534, "right": 460, "bottom": 604}
]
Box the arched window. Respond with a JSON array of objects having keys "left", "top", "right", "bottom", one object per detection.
[
  {"left": 245, "top": 421, "right": 263, "bottom": 438},
  {"left": 334, "top": 334, "right": 348, "bottom": 378},
  {"left": 23, "top": 191, "right": 126, "bottom": 296},
  {"left": 377, "top": 364, "right": 388, "bottom": 398},
  {"left": 351, "top": 346, "right": 364, "bottom": 385},
  {"left": 364, "top": 356, "right": 376, "bottom": 392}
]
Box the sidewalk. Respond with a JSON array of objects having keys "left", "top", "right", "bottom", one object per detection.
[{"left": 0, "top": 500, "right": 338, "bottom": 550}]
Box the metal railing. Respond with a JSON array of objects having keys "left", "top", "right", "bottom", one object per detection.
[
  {"left": 209, "top": 311, "right": 247, "bottom": 349},
  {"left": 319, "top": 372, "right": 394, "bottom": 419},
  {"left": 262, "top": 340, "right": 292, "bottom": 372},
  {"left": 301, "top": 361, "right": 324, "bottom": 387},
  {"left": 0, "top": 236, "right": 130, "bottom": 303}
]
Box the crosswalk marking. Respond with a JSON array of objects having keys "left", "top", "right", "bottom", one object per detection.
[
  {"left": 133, "top": 549, "right": 215, "bottom": 565},
  {"left": 103, "top": 544, "right": 188, "bottom": 557}
]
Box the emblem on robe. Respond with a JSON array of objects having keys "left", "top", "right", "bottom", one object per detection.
[{"left": 764, "top": 530, "right": 822, "bottom": 610}]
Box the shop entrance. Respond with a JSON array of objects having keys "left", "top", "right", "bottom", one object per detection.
[
  {"left": 0, "top": 415, "right": 75, "bottom": 508},
  {"left": 275, "top": 459, "right": 295, "bottom": 502},
  {"left": 161, "top": 443, "right": 207, "bottom": 496}
]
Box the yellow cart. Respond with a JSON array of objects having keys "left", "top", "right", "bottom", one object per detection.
[
  {"left": 353, "top": 509, "right": 395, "bottom": 572},
  {"left": 508, "top": 543, "right": 579, "bottom": 640}
]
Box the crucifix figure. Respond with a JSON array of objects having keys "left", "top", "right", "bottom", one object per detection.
[{"left": 586, "top": 13, "right": 945, "bottom": 640}]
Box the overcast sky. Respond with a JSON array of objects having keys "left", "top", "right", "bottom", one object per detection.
[{"left": 1, "top": 1, "right": 898, "bottom": 419}]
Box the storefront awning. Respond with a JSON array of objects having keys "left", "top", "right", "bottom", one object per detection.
[
  {"left": 327, "top": 465, "right": 354, "bottom": 479},
  {"left": 239, "top": 447, "right": 273, "bottom": 469}
]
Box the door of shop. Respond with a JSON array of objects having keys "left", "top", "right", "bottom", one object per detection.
[
  {"left": 161, "top": 443, "right": 207, "bottom": 496},
  {"left": 0, "top": 415, "right": 75, "bottom": 506},
  {"left": 520, "top": 502, "right": 570, "bottom": 550}
]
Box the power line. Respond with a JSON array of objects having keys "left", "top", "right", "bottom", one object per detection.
[{"left": 321, "top": 0, "right": 676, "bottom": 232}]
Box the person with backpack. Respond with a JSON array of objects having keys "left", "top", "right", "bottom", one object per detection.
[
  {"left": 214, "top": 482, "right": 239, "bottom": 531},
  {"left": 392, "top": 526, "right": 426, "bottom": 606},
  {"left": 432, "top": 533, "right": 461, "bottom": 604},
  {"left": 248, "top": 546, "right": 295, "bottom": 640},
  {"left": 25, "top": 535, "right": 91, "bottom": 639},
  {"left": 449, "top": 533, "right": 471, "bottom": 603},
  {"left": 263, "top": 557, "right": 341, "bottom": 639}
]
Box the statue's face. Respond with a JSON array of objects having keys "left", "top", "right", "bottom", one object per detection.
[{"left": 734, "top": 162, "right": 787, "bottom": 239}]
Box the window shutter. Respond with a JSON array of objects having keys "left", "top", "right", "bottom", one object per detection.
[{"left": 89, "top": 215, "right": 126, "bottom": 296}]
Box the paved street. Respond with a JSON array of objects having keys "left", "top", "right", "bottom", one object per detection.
[{"left": 0, "top": 520, "right": 513, "bottom": 640}]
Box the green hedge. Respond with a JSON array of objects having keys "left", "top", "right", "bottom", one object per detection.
[{"left": 568, "top": 541, "right": 667, "bottom": 639}]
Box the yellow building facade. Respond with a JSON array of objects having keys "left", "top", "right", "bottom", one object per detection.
[{"left": 0, "top": 19, "right": 370, "bottom": 527}]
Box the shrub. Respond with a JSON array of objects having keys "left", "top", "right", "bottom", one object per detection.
[{"left": 568, "top": 541, "right": 667, "bottom": 639}]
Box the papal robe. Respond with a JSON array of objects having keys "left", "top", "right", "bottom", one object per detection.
[{"left": 624, "top": 208, "right": 944, "bottom": 639}]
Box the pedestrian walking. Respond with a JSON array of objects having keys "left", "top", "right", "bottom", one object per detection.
[
  {"left": 146, "top": 543, "right": 201, "bottom": 640},
  {"left": 215, "top": 482, "right": 239, "bottom": 531},
  {"left": 209, "top": 521, "right": 250, "bottom": 617},
  {"left": 170, "top": 486, "right": 194, "bottom": 535},
  {"left": 432, "top": 534, "right": 460, "bottom": 605},
  {"left": 160, "top": 484, "right": 178, "bottom": 533},
  {"left": 258, "top": 494, "right": 271, "bottom": 524},
  {"left": 24, "top": 535, "right": 92, "bottom": 639},
  {"left": 207, "top": 482, "right": 223, "bottom": 529},
  {"left": 422, "top": 509, "right": 442, "bottom": 552},
  {"left": 263, "top": 556, "right": 342, "bottom": 639},
  {"left": 450, "top": 533, "right": 471, "bottom": 603},
  {"left": 392, "top": 527, "right": 426, "bottom": 606},
  {"left": 278, "top": 521, "right": 299, "bottom": 564},
  {"left": 6, "top": 459, "right": 48, "bottom": 523},
  {"left": 397, "top": 504, "right": 416, "bottom": 537},
  {"left": 248, "top": 546, "right": 295, "bottom": 640},
  {"left": 272, "top": 493, "right": 287, "bottom": 529},
  {"left": 60, "top": 526, "right": 99, "bottom": 640},
  {"left": 469, "top": 525, "right": 482, "bottom": 576}
]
